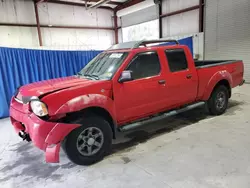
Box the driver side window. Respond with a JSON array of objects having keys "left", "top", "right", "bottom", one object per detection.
[{"left": 126, "top": 52, "right": 161, "bottom": 80}]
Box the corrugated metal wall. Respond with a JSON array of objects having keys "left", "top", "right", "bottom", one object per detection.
[
  {"left": 204, "top": 0, "right": 250, "bottom": 82},
  {"left": 0, "top": 0, "right": 114, "bottom": 50},
  {"left": 120, "top": 0, "right": 200, "bottom": 42}
]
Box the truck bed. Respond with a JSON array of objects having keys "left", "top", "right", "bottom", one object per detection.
[
  {"left": 194, "top": 60, "right": 238, "bottom": 68},
  {"left": 195, "top": 59, "right": 244, "bottom": 100}
]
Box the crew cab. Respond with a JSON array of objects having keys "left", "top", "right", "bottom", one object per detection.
[{"left": 9, "top": 39, "right": 244, "bottom": 165}]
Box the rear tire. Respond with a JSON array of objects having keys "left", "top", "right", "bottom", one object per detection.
[
  {"left": 207, "top": 85, "right": 229, "bottom": 115},
  {"left": 62, "top": 116, "right": 112, "bottom": 165}
]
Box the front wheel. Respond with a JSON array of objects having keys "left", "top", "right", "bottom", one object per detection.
[
  {"left": 207, "top": 85, "right": 229, "bottom": 115},
  {"left": 62, "top": 116, "right": 112, "bottom": 165}
]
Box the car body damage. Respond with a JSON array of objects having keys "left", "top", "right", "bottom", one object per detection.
[{"left": 9, "top": 40, "right": 244, "bottom": 164}]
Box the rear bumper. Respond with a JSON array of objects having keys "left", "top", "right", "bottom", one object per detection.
[{"left": 10, "top": 104, "right": 80, "bottom": 163}]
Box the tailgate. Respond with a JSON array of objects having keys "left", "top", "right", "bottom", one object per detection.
[{"left": 229, "top": 60, "right": 244, "bottom": 87}]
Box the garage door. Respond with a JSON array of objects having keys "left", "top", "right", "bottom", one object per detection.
[
  {"left": 204, "top": 0, "right": 250, "bottom": 83},
  {"left": 121, "top": 5, "right": 159, "bottom": 42}
]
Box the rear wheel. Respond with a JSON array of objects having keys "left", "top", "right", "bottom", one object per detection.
[
  {"left": 207, "top": 85, "right": 229, "bottom": 115},
  {"left": 62, "top": 116, "right": 112, "bottom": 165}
]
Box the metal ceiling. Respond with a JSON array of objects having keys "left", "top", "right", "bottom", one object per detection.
[
  {"left": 0, "top": 0, "right": 204, "bottom": 47},
  {"left": 32, "top": 0, "right": 146, "bottom": 46}
]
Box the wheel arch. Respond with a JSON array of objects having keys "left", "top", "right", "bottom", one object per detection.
[
  {"left": 212, "top": 79, "right": 231, "bottom": 98},
  {"left": 202, "top": 71, "right": 232, "bottom": 100},
  {"left": 59, "top": 106, "right": 117, "bottom": 139},
  {"left": 81, "top": 106, "right": 117, "bottom": 139}
]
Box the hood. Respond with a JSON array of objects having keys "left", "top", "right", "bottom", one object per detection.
[{"left": 17, "top": 76, "right": 105, "bottom": 98}]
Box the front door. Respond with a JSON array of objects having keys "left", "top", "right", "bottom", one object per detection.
[{"left": 114, "top": 51, "right": 167, "bottom": 124}]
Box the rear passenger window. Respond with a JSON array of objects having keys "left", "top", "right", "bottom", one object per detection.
[
  {"left": 126, "top": 52, "right": 161, "bottom": 80},
  {"left": 165, "top": 49, "right": 188, "bottom": 72}
]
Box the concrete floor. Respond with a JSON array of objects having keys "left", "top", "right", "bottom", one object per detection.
[{"left": 0, "top": 85, "right": 250, "bottom": 188}]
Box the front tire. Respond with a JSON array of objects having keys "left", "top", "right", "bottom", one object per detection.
[
  {"left": 63, "top": 116, "right": 112, "bottom": 165},
  {"left": 207, "top": 85, "right": 229, "bottom": 115}
]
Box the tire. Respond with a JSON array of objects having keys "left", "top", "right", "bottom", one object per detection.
[
  {"left": 207, "top": 85, "right": 229, "bottom": 115},
  {"left": 62, "top": 116, "right": 112, "bottom": 165}
]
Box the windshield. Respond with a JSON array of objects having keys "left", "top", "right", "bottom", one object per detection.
[{"left": 78, "top": 52, "right": 128, "bottom": 80}]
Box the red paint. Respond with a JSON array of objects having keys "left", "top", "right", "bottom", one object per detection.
[
  {"left": 45, "top": 122, "right": 80, "bottom": 145},
  {"left": 45, "top": 143, "right": 61, "bottom": 163},
  {"left": 10, "top": 118, "right": 24, "bottom": 134},
  {"left": 9, "top": 44, "right": 244, "bottom": 163},
  {"left": 18, "top": 76, "right": 97, "bottom": 96},
  {"left": 10, "top": 99, "right": 80, "bottom": 162}
]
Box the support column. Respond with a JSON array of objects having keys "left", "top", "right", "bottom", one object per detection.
[
  {"left": 34, "top": 1, "right": 43, "bottom": 46},
  {"left": 114, "top": 11, "right": 119, "bottom": 44},
  {"left": 159, "top": 2, "right": 163, "bottom": 38},
  {"left": 199, "top": 0, "right": 204, "bottom": 32}
]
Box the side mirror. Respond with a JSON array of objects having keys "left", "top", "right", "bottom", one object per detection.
[{"left": 118, "top": 70, "right": 133, "bottom": 83}]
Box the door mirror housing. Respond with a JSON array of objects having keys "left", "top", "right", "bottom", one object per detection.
[{"left": 118, "top": 70, "right": 133, "bottom": 83}]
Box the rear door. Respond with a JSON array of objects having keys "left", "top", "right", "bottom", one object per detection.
[
  {"left": 163, "top": 48, "right": 198, "bottom": 106},
  {"left": 114, "top": 51, "right": 168, "bottom": 123}
]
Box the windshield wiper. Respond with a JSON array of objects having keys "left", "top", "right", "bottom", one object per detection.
[
  {"left": 76, "top": 72, "right": 99, "bottom": 80},
  {"left": 76, "top": 72, "right": 83, "bottom": 76},
  {"left": 84, "top": 74, "right": 99, "bottom": 80}
]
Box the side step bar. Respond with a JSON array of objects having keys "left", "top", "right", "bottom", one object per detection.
[{"left": 119, "top": 101, "right": 205, "bottom": 132}]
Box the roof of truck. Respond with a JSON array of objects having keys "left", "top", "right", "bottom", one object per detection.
[{"left": 107, "top": 39, "right": 180, "bottom": 51}]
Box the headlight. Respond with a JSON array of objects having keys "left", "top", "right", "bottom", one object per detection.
[{"left": 30, "top": 100, "right": 48, "bottom": 117}]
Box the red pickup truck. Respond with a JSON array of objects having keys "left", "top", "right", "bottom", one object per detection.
[{"left": 10, "top": 40, "right": 244, "bottom": 165}]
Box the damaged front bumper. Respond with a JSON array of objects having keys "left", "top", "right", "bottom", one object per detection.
[{"left": 10, "top": 105, "right": 80, "bottom": 163}]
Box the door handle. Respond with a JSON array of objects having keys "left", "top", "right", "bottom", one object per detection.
[
  {"left": 186, "top": 74, "right": 192, "bottom": 79},
  {"left": 158, "top": 80, "right": 166, "bottom": 84}
]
